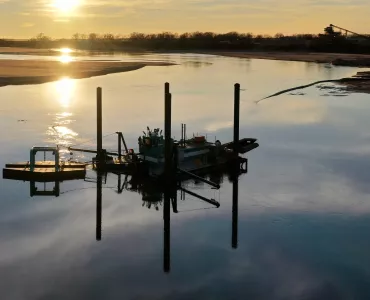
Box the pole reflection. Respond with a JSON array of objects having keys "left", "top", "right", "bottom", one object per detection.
[
  {"left": 20, "top": 164, "right": 247, "bottom": 273},
  {"left": 232, "top": 172, "right": 239, "bottom": 249},
  {"left": 96, "top": 173, "right": 103, "bottom": 241},
  {"left": 163, "top": 187, "right": 171, "bottom": 273}
]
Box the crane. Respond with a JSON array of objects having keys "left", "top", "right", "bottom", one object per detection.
[{"left": 325, "top": 24, "right": 370, "bottom": 40}]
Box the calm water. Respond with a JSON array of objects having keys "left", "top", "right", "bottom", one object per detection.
[{"left": 1, "top": 53, "right": 370, "bottom": 299}]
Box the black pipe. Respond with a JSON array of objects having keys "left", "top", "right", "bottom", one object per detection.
[
  {"left": 179, "top": 187, "right": 220, "bottom": 207},
  {"left": 68, "top": 147, "right": 120, "bottom": 157},
  {"left": 178, "top": 168, "right": 220, "bottom": 189},
  {"left": 234, "top": 83, "right": 240, "bottom": 155}
]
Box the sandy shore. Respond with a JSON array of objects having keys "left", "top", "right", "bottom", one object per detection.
[
  {"left": 0, "top": 60, "right": 173, "bottom": 87},
  {"left": 204, "top": 51, "right": 370, "bottom": 66}
]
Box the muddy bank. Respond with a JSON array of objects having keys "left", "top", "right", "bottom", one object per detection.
[
  {"left": 332, "top": 59, "right": 370, "bottom": 67},
  {"left": 259, "top": 71, "right": 370, "bottom": 101},
  {"left": 341, "top": 71, "right": 370, "bottom": 93},
  {"left": 0, "top": 60, "right": 173, "bottom": 87},
  {"left": 204, "top": 51, "right": 370, "bottom": 67}
]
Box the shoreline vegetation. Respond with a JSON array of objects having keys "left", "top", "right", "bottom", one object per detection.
[
  {"left": 0, "top": 60, "right": 174, "bottom": 88},
  {"left": 1, "top": 30, "right": 370, "bottom": 69},
  {"left": 1, "top": 31, "right": 369, "bottom": 56}
]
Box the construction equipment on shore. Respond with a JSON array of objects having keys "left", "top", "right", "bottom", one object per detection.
[{"left": 324, "top": 24, "right": 370, "bottom": 40}]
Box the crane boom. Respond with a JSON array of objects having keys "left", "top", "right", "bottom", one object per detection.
[{"left": 329, "top": 24, "right": 370, "bottom": 40}]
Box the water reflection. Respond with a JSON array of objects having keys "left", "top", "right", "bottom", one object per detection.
[
  {"left": 45, "top": 79, "right": 79, "bottom": 152},
  {"left": 15, "top": 166, "right": 245, "bottom": 273},
  {"left": 59, "top": 48, "right": 73, "bottom": 54},
  {"left": 54, "top": 77, "right": 75, "bottom": 108},
  {"left": 47, "top": 78, "right": 78, "bottom": 147},
  {"left": 58, "top": 48, "right": 74, "bottom": 64},
  {"left": 1, "top": 53, "right": 370, "bottom": 299},
  {"left": 47, "top": 125, "right": 78, "bottom": 147},
  {"left": 46, "top": 113, "right": 78, "bottom": 148},
  {"left": 95, "top": 170, "right": 243, "bottom": 273},
  {"left": 182, "top": 61, "right": 213, "bottom": 68},
  {"left": 59, "top": 54, "right": 73, "bottom": 64},
  {"left": 30, "top": 181, "right": 60, "bottom": 197}
]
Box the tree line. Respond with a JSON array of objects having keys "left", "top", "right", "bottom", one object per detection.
[{"left": 1, "top": 31, "right": 370, "bottom": 53}]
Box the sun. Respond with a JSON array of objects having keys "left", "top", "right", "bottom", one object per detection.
[{"left": 53, "top": 0, "right": 80, "bottom": 13}]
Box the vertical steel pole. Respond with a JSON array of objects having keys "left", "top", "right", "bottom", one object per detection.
[
  {"left": 234, "top": 83, "right": 240, "bottom": 155},
  {"left": 181, "top": 124, "right": 184, "bottom": 147},
  {"left": 97, "top": 87, "right": 103, "bottom": 166},
  {"left": 163, "top": 83, "right": 172, "bottom": 273},
  {"left": 165, "top": 82, "right": 170, "bottom": 95},
  {"left": 232, "top": 83, "right": 241, "bottom": 248},
  {"left": 164, "top": 93, "right": 172, "bottom": 181},
  {"left": 118, "top": 133, "right": 122, "bottom": 162}
]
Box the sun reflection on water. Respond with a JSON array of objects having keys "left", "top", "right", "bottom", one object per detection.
[
  {"left": 46, "top": 123, "right": 79, "bottom": 149},
  {"left": 46, "top": 113, "right": 78, "bottom": 151},
  {"left": 51, "top": 126, "right": 78, "bottom": 139},
  {"left": 59, "top": 48, "right": 73, "bottom": 54},
  {"left": 58, "top": 48, "right": 74, "bottom": 63},
  {"left": 59, "top": 54, "right": 73, "bottom": 63},
  {"left": 55, "top": 77, "right": 75, "bottom": 108}
]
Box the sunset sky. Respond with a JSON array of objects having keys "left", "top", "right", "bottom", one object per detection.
[{"left": 0, "top": 0, "right": 369, "bottom": 38}]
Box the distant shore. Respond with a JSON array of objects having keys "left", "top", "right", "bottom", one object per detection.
[
  {"left": 1, "top": 48, "right": 369, "bottom": 94},
  {"left": 202, "top": 51, "right": 370, "bottom": 94},
  {"left": 202, "top": 51, "right": 370, "bottom": 67},
  {"left": 0, "top": 47, "right": 60, "bottom": 55},
  {"left": 2, "top": 47, "right": 370, "bottom": 67},
  {"left": 0, "top": 60, "right": 173, "bottom": 88}
]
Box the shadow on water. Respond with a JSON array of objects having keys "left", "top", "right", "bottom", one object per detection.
[
  {"left": 24, "top": 165, "right": 246, "bottom": 274},
  {"left": 103, "top": 167, "right": 243, "bottom": 273}
]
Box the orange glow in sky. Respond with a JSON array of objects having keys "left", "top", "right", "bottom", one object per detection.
[{"left": 0, "top": 0, "right": 368, "bottom": 37}]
